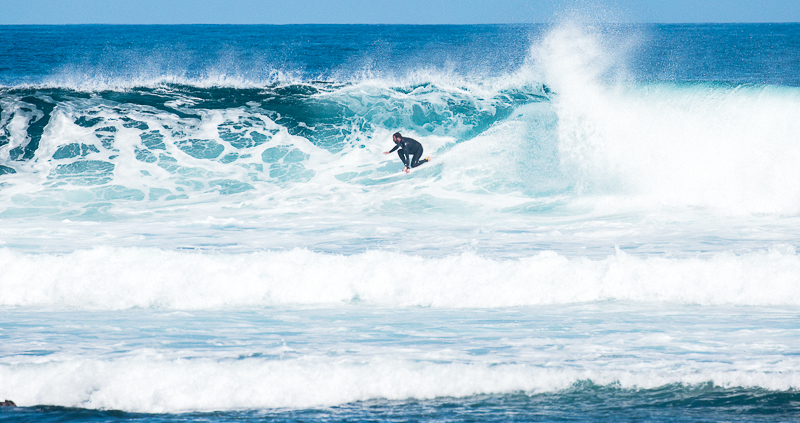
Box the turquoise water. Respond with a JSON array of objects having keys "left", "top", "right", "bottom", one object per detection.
[{"left": 2, "top": 23, "right": 800, "bottom": 421}]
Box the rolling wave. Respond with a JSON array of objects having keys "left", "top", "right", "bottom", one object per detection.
[
  {"left": 2, "top": 246, "right": 800, "bottom": 309},
  {"left": 2, "top": 24, "right": 800, "bottom": 218},
  {"left": 4, "top": 356, "right": 800, "bottom": 412}
]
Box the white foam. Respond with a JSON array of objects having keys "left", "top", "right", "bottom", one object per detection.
[
  {"left": 2, "top": 355, "right": 799, "bottom": 412},
  {"left": 532, "top": 23, "right": 800, "bottom": 214},
  {"left": 2, "top": 247, "right": 800, "bottom": 310}
]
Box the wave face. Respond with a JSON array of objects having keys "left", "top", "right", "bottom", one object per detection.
[
  {"left": 3, "top": 23, "right": 800, "bottom": 419},
  {"left": 0, "top": 80, "right": 552, "bottom": 205}
]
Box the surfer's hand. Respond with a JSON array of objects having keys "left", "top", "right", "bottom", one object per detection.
[
  {"left": 383, "top": 151, "right": 390, "bottom": 155},
  {"left": 403, "top": 167, "right": 410, "bottom": 173}
]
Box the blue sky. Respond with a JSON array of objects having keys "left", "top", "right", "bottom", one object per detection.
[{"left": 3, "top": 0, "right": 800, "bottom": 24}]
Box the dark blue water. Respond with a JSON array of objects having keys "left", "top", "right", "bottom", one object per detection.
[
  {"left": 2, "top": 24, "right": 799, "bottom": 86},
  {"left": 0, "top": 25, "right": 531, "bottom": 86},
  {"left": 4, "top": 386, "right": 800, "bottom": 422}
]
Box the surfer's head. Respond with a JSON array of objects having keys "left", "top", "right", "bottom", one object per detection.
[{"left": 392, "top": 132, "right": 402, "bottom": 143}]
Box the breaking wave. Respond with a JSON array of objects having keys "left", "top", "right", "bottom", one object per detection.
[{"left": 2, "top": 24, "right": 800, "bottom": 219}]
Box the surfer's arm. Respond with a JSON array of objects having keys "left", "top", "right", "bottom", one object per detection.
[{"left": 385, "top": 144, "right": 400, "bottom": 154}]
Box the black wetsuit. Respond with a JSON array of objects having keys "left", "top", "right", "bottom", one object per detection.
[{"left": 389, "top": 136, "right": 428, "bottom": 169}]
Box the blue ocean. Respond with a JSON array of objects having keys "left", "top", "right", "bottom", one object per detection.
[{"left": 2, "top": 22, "right": 800, "bottom": 422}]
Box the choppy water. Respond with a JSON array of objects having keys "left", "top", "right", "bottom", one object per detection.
[{"left": 2, "top": 23, "right": 800, "bottom": 421}]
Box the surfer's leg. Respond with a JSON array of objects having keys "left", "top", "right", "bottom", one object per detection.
[
  {"left": 396, "top": 149, "right": 409, "bottom": 167},
  {"left": 410, "top": 149, "right": 425, "bottom": 168}
]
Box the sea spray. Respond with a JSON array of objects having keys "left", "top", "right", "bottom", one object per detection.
[{"left": 532, "top": 23, "right": 800, "bottom": 213}]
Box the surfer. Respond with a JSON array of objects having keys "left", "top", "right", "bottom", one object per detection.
[{"left": 384, "top": 132, "right": 430, "bottom": 173}]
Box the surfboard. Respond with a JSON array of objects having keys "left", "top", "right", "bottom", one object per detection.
[{"left": 372, "top": 157, "right": 432, "bottom": 180}]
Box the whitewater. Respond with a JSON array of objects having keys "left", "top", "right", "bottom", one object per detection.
[{"left": 2, "top": 23, "right": 800, "bottom": 421}]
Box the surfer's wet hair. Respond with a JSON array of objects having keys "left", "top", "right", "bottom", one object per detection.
[{"left": 393, "top": 132, "right": 402, "bottom": 138}]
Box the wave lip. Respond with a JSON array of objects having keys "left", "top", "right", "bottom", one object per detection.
[{"left": 2, "top": 247, "right": 800, "bottom": 309}]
